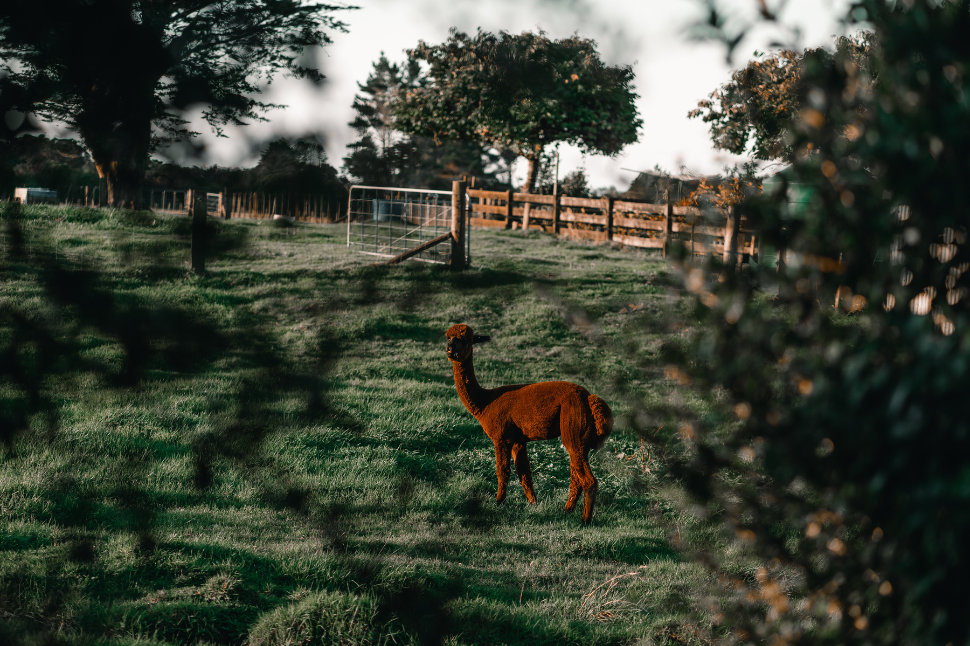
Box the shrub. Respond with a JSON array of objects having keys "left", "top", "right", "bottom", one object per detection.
[{"left": 652, "top": 1, "right": 970, "bottom": 644}]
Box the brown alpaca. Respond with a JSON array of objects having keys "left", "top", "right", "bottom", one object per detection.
[{"left": 445, "top": 323, "right": 614, "bottom": 524}]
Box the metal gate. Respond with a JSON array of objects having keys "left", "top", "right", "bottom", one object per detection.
[{"left": 346, "top": 185, "right": 469, "bottom": 265}]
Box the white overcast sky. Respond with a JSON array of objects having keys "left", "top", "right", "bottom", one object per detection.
[{"left": 178, "top": 0, "right": 858, "bottom": 192}]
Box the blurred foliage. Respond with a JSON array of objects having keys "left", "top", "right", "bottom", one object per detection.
[
  {"left": 652, "top": 1, "right": 970, "bottom": 644},
  {"left": 688, "top": 34, "right": 874, "bottom": 162},
  {"left": 684, "top": 162, "right": 762, "bottom": 209},
  {"left": 0, "top": 0, "right": 352, "bottom": 206},
  {"left": 343, "top": 54, "right": 504, "bottom": 190},
  {"left": 0, "top": 200, "right": 344, "bottom": 644},
  {"left": 394, "top": 29, "right": 642, "bottom": 193}
]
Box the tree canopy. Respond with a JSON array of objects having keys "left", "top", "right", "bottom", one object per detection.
[
  {"left": 344, "top": 54, "right": 417, "bottom": 186},
  {"left": 688, "top": 34, "right": 874, "bottom": 162},
  {"left": 0, "top": 0, "right": 352, "bottom": 207},
  {"left": 394, "top": 29, "right": 642, "bottom": 192},
  {"left": 343, "top": 53, "right": 503, "bottom": 190}
]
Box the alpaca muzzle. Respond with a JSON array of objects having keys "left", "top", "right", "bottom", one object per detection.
[{"left": 446, "top": 339, "right": 462, "bottom": 359}]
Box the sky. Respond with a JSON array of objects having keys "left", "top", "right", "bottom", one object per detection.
[{"left": 175, "top": 0, "right": 858, "bottom": 192}]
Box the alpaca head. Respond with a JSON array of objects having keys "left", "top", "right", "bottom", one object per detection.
[{"left": 445, "top": 324, "right": 491, "bottom": 362}]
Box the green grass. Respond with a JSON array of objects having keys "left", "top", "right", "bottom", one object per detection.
[{"left": 0, "top": 205, "right": 729, "bottom": 646}]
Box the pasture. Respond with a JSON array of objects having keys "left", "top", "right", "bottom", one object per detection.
[{"left": 0, "top": 205, "right": 730, "bottom": 645}]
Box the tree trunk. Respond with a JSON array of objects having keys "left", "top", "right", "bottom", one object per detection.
[
  {"left": 520, "top": 150, "right": 541, "bottom": 231},
  {"left": 521, "top": 154, "right": 540, "bottom": 194},
  {"left": 74, "top": 59, "right": 159, "bottom": 210},
  {"left": 86, "top": 118, "right": 152, "bottom": 209},
  {"left": 90, "top": 157, "right": 147, "bottom": 209}
]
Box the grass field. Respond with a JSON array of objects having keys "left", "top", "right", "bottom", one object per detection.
[{"left": 0, "top": 205, "right": 731, "bottom": 646}]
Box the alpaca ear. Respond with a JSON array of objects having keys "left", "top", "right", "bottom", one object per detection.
[{"left": 473, "top": 335, "right": 491, "bottom": 344}]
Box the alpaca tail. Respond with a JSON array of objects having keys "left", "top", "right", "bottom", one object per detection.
[{"left": 589, "top": 394, "right": 614, "bottom": 450}]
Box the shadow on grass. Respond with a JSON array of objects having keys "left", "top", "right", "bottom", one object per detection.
[{"left": 0, "top": 206, "right": 680, "bottom": 645}]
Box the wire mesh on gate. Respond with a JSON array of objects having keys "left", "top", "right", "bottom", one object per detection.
[{"left": 346, "top": 186, "right": 459, "bottom": 264}]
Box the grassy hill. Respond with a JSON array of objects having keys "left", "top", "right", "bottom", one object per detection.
[{"left": 0, "top": 204, "right": 727, "bottom": 646}]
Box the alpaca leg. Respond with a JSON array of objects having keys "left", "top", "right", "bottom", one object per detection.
[
  {"left": 578, "top": 453, "right": 598, "bottom": 524},
  {"left": 512, "top": 442, "right": 537, "bottom": 504},
  {"left": 494, "top": 441, "right": 511, "bottom": 504},
  {"left": 564, "top": 454, "right": 582, "bottom": 512},
  {"left": 565, "top": 476, "right": 581, "bottom": 512},
  {"left": 560, "top": 398, "right": 587, "bottom": 514}
]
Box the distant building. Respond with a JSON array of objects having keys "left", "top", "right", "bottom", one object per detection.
[
  {"left": 13, "top": 187, "right": 58, "bottom": 204},
  {"left": 621, "top": 170, "right": 708, "bottom": 203}
]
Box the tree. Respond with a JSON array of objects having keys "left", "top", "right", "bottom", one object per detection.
[
  {"left": 251, "top": 138, "right": 346, "bottom": 198},
  {"left": 652, "top": 2, "right": 970, "bottom": 644},
  {"left": 0, "top": 0, "right": 351, "bottom": 208},
  {"left": 395, "top": 29, "right": 642, "bottom": 194},
  {"left": 343, "top": 54, "right": 413, "bottom": 186},
  {"left": 343, "top": 54, "right": 502, "bottom": 190},
  {"left": 688, "top": 35, "right": 874, "bottom": 162},
  {"left": 558, "top": 169, "right": 591, "bottom": 198},
  {"left": 142, "top": 137, "right": 348, "bottom": 210}
]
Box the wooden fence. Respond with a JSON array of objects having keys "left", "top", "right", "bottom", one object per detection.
[
  {"left": 73, "top": 182, "right": 756, "bottom": 263},
  {"left": 466, "top": 189, "right": 759, "bottom": 263},
  {"left": 71, "top": 186, "right": 346, "bottom": 223},
  {"left": 225, "top": 191, "right": 343, "bottom": 222}
]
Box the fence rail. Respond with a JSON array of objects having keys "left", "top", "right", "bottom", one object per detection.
[
  {"left": 68, "top": 186, "right": 345, "bottom": 222},
  {"left": 63, "top": 183, "right": 757, "bottom": 265},
  {"left": 466, "top": 188, "right": 759, "bottom": 264},
  {"left": 226, "top": 191, "right": 343, "bottom": 222}
]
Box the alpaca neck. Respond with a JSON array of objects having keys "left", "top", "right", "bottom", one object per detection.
[{"left": 452, "top": 353, "right": 490, "bottom": 418}]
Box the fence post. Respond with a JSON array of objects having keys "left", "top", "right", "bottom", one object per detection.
[
  {"left": 185, "top": 189, "right": 194, "bottom": 216},
  {"left": 663, "top": 203, "right": 674, "bottom": 258},
  {"left": 84, "top": 186, "right": 90, "bottom": 207},
  {"left": 522, "top": 195, "right": 531, "bottom": 233},
  {"left": 553, "top": 192, "right": 561, "bottom": 235},
  {"left": 722, "top": 206, "right": 740, "bottom": 270},
  {"left": 606, "top": 196, "right": 615, "bottom": 242},
  {"left": 191, "top": 194, "right": 207, "bottom": 273},
  {"left": 451, "top": 180, "right": 467, "bottom": 269},
  {"left": 505, "top": 189, "right": 514, "bottom": 230},
  {"left": 691, "top": 218, "right": 696, "bottom": 259}
]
